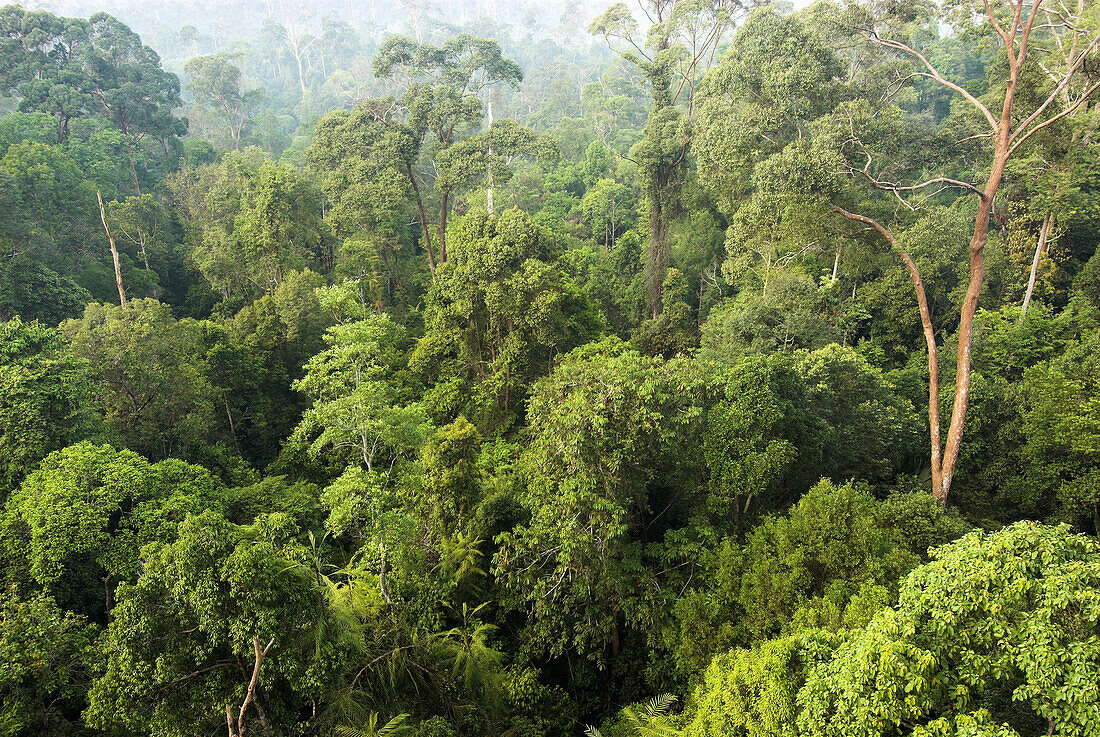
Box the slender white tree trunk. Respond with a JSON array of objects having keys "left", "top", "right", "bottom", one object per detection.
[
  {"left": 486, "top": 95, "right": 495, "bottom": 215},
  {"left": 1020, "top": 212, "right": 1051, "bottom": 319},
  {"left": 98, "top": 191, "right": 127, "bottom": 308}
]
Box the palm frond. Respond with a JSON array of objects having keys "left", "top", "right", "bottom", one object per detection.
[
  {"left": 643, "top": 693, "right": 676, "bottom": 718},
  {"left": 333, "top": 711, "right": 411, "bottom": 737}
]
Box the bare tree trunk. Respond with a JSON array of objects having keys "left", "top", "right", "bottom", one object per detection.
[
  {"left": 98, "top": 191, "right": 127, "bottom": 309},
  {"left": 379, "top": 540, "right": 392, "bottom": 604},
  {"left": 1020, "top": 211, "right": 1051, "bottom": 319},
  {"left": 486, "top": 95, "right": 495, "bottom": 215},
  {"left": 839, "top": 0, "right": 1069, "bottom": 503},
  {"left": 832, "top": 206, "right": 943, "bottom": 496},
  {"left": 438, "top": 192, "right": 450, "bottom": 263},
  {"left": 223, "top": 394, "right": 242, "bottom": 457},
  {"left": 138, "top": 237, "right": 151, "bottom": 274},
  {"left": 294, "top": 52, "right": 307, "bottom": 95},
  {"left": 226, "top": 637, "right": 274, "bottom": 737},
  {"left": 938, "top": 95, "right": 1016, "bottom": 502},
  {"left": 405, "top": 162, "right": 435, "bottom": 279},
  {"left": 648, "top": 201, "right": 667, "bottom": 319},
  {"left": 121, "top": 136, "right": 142, "bottom": 195}
]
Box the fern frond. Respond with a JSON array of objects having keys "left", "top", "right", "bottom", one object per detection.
[{"left": 644, "top": 693, "right": 676, "bottom": 717}]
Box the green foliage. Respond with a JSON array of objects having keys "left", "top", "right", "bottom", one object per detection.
[
  {"left": 61, "top": 300, "right": 222, "bottom": 461},
  {"left": 0, "top": 141, "right": 97, "bottom": 273},
  {"left": 171, "top": 148, "right": 328, "bottom": 299},
  {"left": 586, "top": 693, "right": 680, "bottom": 737},
  {"left": 0, "top": 318, "right": 97, "bottom": 493},
  {"left": 435, "top": 604, "right": 506, "bottom": 724},
  {"left": 0, "top": 7, "right": 185, "bottom": 189},
  {"left": 184, "top": 53, "right": 264, "bottom": 149},
  {"left": 0, "top": 590, "right": 97, "bottom": 737},
  {"left": 668, "top": 482, "right": 968, "bottom": 677},
  {"left": 85, "top": 511, "right": 355, "bottom": 737},
  {"left": 0, "top": 257, "right": 91, "bottom": 326},
  {"left": 308, "top": 100, "right": 420, "bottom": 239},
  {"left": 104, "top": 194, "right": 180, "bottom": 300},
  {"left": 502, "top": 666, "right": 578, "bottom": 737},
  {"left": 798, "top": 523, "right": 1100, "bottom": 737},
  {"left": 2, "top": 5, "right": 1100, "bottom": 735},
  {"left": 410, "top": 208, "right": 601, "bottom": 428},
  {"left": 737, "top": 480, "right": 919, "bottom": 641},
  {"left": 695, "top": 8, "right": 844, "bottom": 209},
  {"left": 583, "top": 178, "right": 638, "bottom": 246},
  {"left": 682, "top": 631, "right": 838, "bottom": 737},
  {"left": 1012, "top": 331, "right": 1100, "bottom": 527},
  {"left": 336, "top": 712, "right": 412, "bottom": 737},
  {"left": 631, "top": 268, "right": 699, "bottom": 358},
  {"left": 2, "top": 442, "right": 224, "bottom": 605},
  {"left": 405, "top": 417, "right": 483, "bottom": 538},
  {"left": 699, "top": 273, "right": 838, "bottom": 362},
  {"left": 698, "top": 356, "right": 805, "bottom": 531},
  {"left": 798, "top": 345, "right": 921, "bottom": 485},
  {"left": 495, "top": 340, "right": 700, "bottom": 659},
  {"left": 293, "top": 310, "right": 429, "bottom": 474}
]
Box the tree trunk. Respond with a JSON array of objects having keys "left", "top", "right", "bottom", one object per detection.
[
  {"left": 226, "top": 637, "right": 274, "bottom": 737},
  {"left": 294, "top": 52, "right": 307, "bottom": 96},
  {"left": 647, "top": 198, "right": 667, "bottom": 318},
  {"left": 98, "top": 191, "right": 128, "bottom": 309},
  {"left": 405, "top": 161, "right": 436, "bottom": 279},
  {"left": 1020, "top": 211, "right": 1051, "bottom": 319},
  {"left": 122, "top": 136, "right": 142, "bottom": 195},
  {"left": 138, "top": 236, "right": 158, "bottom": 298},
  {"left": 224, "top": 394, "right": 242, "bottom": 457},
  {"left": 138, "top": 237, "right": 152, "bottom": 273},
  {"left": 438, "top": 192, "right": 450, "bottom": 263},
  {"left": 831, "top": 206, "right": 943, "bottom": 498},
  {"left": 938, "top": 90, "right": 1016, "bottom": 502},
  {"left": 486, "top": 95, "right": 495, "bottom": 215},
  {"left": 379, "top": 540, "right": 392, "bottom": 604}
]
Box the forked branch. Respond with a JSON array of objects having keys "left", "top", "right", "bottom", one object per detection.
[{"left": 226, "top": 636, "right": 275, "bottom": 737}]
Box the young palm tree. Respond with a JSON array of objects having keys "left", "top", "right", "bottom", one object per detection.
[
  {"left": 585, "top": 694, "right": 681, "bottom": 737},
  {"left": 435, "top": 603, "right": 506, "bottom": 721},
  {"left": 334, "top": 712, "right": 411, "bottom": 737}
]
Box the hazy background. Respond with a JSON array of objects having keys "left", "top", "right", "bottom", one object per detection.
[
  {"left": 18, "top": 0, "right": 646, "bottom": 154},
  {"left": 24, "top": 1, "right": 617, "bottom": 68}
]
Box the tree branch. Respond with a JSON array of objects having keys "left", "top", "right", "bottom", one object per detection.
[
  {"left": 855, "top": 168, "right": 987, "bottom": 199},
  {"left": 830, "top": 205, "right": 943, "bottom": 495},
  {"left": 1009, "top": 77, "right": 1100, "bottom": 155},
  {"left": 871, "top": 35, "right": 999, "bottom": 131},
  {"left": 1009, "top": 31, "right": 1100, "bottom": 147},
  {"left": 158, "top": 661, "right": 236, "bottom": 691},
  {"left": 230, "top": 636, "right": 274, "bottom": 737}
]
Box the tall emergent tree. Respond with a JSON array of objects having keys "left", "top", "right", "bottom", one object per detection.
[
  {"left": 0, "top": 7, "right": 91, "bottom": 144},
  {"left": 185, "top": 53, "right": 264, "bottom": 150},
  {"left": 371, "top": 33, "right": 524, "bottom": 277},
  {"left": 0, "top": 7, "right": 187, "bottom": 191},
  {"left": 589, "top": 1, "right": 738, "bottom": 316},
  {"left": 823, "top": 0, "right": 1100, "bottom": 502}
]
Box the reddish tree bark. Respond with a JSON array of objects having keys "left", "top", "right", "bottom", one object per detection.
[{"left": 832, "top": 0, "right": 1100, "bottom": 502}]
